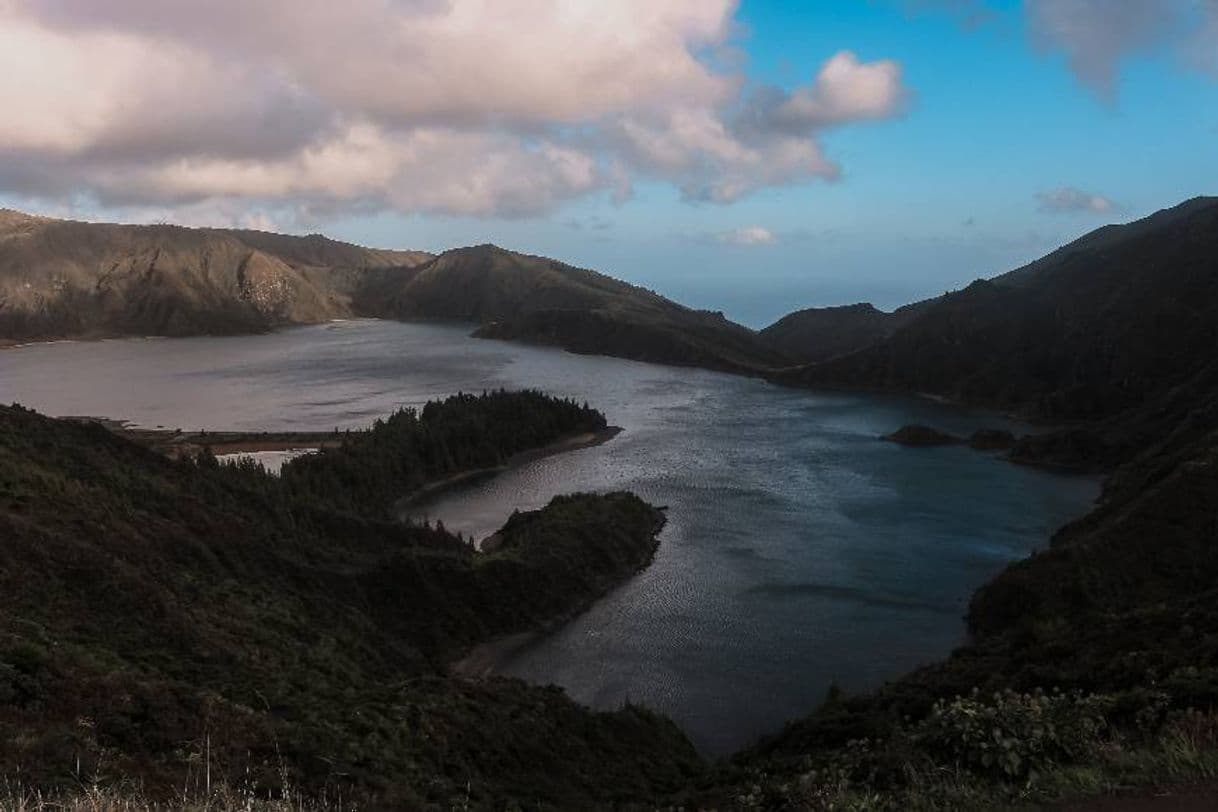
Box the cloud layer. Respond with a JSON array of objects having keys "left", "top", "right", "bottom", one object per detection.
[{"left": 0, "top": 0, "right": 908, "bottom": 222}]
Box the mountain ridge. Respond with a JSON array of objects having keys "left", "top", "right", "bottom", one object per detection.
[
  {"left": 0, "top": 211, "right": 786, "bottom": 372},
  {"left": 772, "top": 196, "right": 1218, "bottom": 433}
]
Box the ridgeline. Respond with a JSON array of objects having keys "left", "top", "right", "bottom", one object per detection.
[{"left": 0, "top": 211, "right": 785, "bottom": 373}]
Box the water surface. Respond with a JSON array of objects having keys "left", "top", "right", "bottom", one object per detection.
[{"left": 1, "top": 320, "right": 1099, "bottom": 754}]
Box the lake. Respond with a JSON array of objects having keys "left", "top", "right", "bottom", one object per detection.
[{"left": 1, "top": 319, "right": 1100, "bottom": 754}]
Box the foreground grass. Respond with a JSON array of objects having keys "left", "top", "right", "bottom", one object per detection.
[
  {"left": 730, "top": 701, "right": 1218, "bottom": 811},
  {"left": 0, "top": 783, "right": 353, "bottom": 811},
  {"left": 8, "top": 719, "right": 1218, "bottom": 812}
]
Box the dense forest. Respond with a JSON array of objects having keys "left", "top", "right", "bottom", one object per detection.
[
  {"left": 274, "top": 388, "right": 606, "bottom": 516},
  {"left": 0, "top": 399, "right": 696, "bottom": 809}
]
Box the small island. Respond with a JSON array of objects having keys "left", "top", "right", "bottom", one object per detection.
[{"left": 882, "top": 424, "right": 963, "bottom": 446}]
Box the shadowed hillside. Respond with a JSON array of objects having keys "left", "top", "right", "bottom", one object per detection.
[
  {"left": 775, "top": 197, "right": 1218, "bottom": 428},
  {"left": 760, "top": 301, "right": 928, "bottom": 364}
]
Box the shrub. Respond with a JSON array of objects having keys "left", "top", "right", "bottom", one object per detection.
[{"left": 913, "top": 689, "right": 1110, "bottom": 780}]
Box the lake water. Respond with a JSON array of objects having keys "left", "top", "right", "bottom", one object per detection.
[{"left": 1, "top": 319, "right": 1100, "bottom": 754}]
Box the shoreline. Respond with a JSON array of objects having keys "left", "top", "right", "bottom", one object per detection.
[
  {"left": 451, "top": 508, "right": 666, "bottom": 680},
  {"left": 69, "top": 418, "right": 620, "bottom": 474},
  {"left": 449, "top": 630, "right": 541, "bottom": 678},
  {"left": 396, "top": 425, "right": 623, "bottom": 510},
  {"left": 60, "top": 417, "right": 345, "bottom": 460}
]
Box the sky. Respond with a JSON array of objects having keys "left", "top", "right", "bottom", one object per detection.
[{"left": 0, "top": 0, "right": 1215, "bottom": 326}]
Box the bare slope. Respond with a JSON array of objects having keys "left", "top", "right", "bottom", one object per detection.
[
  {"left": 0, "top": 211, "right": 430, "bottom": 339},
  {"left": 0, "top": 212, "right": 784, "bottom": 371}
]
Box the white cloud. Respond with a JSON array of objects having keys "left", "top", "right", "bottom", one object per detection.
[
  {"left": 0, "top": 1, "right": 910, "bottom": 222},
  {"left": 1036, "top": 186, "right": 1117, "bottom": 214},
  {"left": 763, "top": 51, "right": 908, "bottom": 129},
  {"left": 614, "top": 50, "right": 905, "bottom": 203},
  {"left": 717, "top": 225, "right": 776, "bottom": 245}
]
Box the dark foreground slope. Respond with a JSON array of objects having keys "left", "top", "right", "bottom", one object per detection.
[
  {"left": 0, "top": 399, "right": 701, "bottom": 809},
  {"left": 0, "top": 211, "right": 784, "bottom": 372}
]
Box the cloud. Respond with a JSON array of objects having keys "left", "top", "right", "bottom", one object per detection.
[
  {"left": 745, "top": 51, "right": 908, "bottom": 132},
  {"left": 0, "top": 1, "right": 910, "bottom": 223},
  {"left": 613, "top": 50, "right": 906, "bottom": 203},
  {"left": 1026, "top": 0, "right": 1218, "bottom": 100},
  {"left": 1036, "top": 186, "right": 1117, "bottom": 214},
  {"left": 1027, "top": 0, "right": 1171, "bottom": 100},
  {"left": 905, "top": 0, "right": 1218, "bottom": 100},
  {"left": 716, "top": 225, "right": 776, "bottom": 245},
  {"left": 1188, "top": 0, "right": 1218, "bottom": 76}
]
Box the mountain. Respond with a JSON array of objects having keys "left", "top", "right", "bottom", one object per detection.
[
  {"left": 0, "top": 211, "right": 785, "bottom": 372},
  {"left": 759, "top": 301, "right": 926, "bottom": 364},
  {"left": 774, "top": 197, "right": 1218, "bottom": 431},
  {"left": 0, "top": 210, "right": 430, "bottom": 339},
  {"left": 363, "top": 243, "right": 788, "bottom": 373}
]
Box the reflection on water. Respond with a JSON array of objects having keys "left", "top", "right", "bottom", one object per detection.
[
  {"left": 216, "top": 448, "right": 318, "bottom": 475},
  {"left": 2, "top": 319, "right": 1100, "bottom": 754}
]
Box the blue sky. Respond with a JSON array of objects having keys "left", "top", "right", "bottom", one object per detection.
[{"left": 2, "top": 0, "right": 1215, "bottom": 326}]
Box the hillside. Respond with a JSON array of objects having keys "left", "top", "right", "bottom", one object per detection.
[
  {"left": 760, "top": 301, "right": 926, "bottom": 364},
  {"left": 0, "top": 210, "right": 429, "bottom": 339},
  {"left": 0, "top": 397, "right": 702, "bottom": 809},
  {"left": 362, "top": 243, "right": 788, "bottom": 373},
  {"left": 0, "top": 212, "right": 785, "bottom": 372},
  {"left": 775, "top": 197, "right": 1218, "bottom": 429}
]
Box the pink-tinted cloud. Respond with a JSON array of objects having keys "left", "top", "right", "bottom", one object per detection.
[{"left": 0, "top": 0, "right": 909, "bottom": 222}]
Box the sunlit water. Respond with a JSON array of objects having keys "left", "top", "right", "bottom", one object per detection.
[{"left": 1, "top": 319, "right": 1099, "bottom": 754}]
